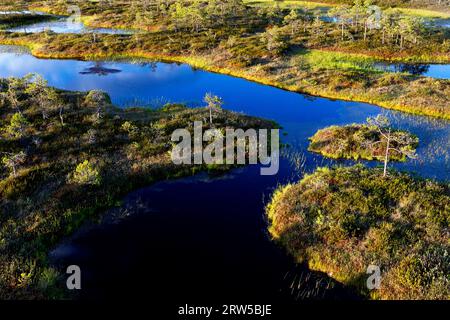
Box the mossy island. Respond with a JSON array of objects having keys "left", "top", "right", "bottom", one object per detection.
[
  {"left": 308, "top": 122, "right": 419, "bottom": 162},
  {"left": 266, "top": 165, "right": 449, "bottom": 300}
]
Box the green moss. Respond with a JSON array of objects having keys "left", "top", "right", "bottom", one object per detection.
[{"left": 266, "top": 165, "right": 450, "bottom": 299}]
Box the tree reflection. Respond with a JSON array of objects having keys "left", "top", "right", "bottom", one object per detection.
[
  {"left": 394, "top": 64, "right": 430, "bottom": 75},
  {"left": 79, "top": 62, "right": 122, "bottom": 76}
]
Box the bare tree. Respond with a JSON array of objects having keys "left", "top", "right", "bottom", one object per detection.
[
  {"left": 1, "top": 76, "right": 31, "bottom": 114},
  {"left": 367, "top": 115, "right": 417, "bottom": 177},
  {"left": 1, "top": 151, "right": 26, "bottom": 177},
  {"left": 25, "top": 74, "right": 57, "bottom": 120},
  {"left": 204, "top": 92, "right": 223, "bottom": 125},
  {"left": 84, "top": 90, "right": 110, "bottom": 121}
]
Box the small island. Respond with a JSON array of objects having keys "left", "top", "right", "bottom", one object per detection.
[
  {"left": 266, "top": 165, "right": 449, "bottom": 300},
  {"left": 308, "top": 121, "right": 418, "bottom": 162}
]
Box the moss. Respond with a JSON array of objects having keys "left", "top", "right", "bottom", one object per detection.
[
  {"left": 266, "top": 165, "right": 450, "bottom": 299},
  {"left": 266, "top": 183, "right": 294, "bottom": 238},
  {"left": 308, "top": 124, "right": 418, "bottom": 161}
]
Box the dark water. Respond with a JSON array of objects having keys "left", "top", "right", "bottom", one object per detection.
[
  {"left": 0, "top": 45, "right": 448, "bottom": 301},
  {"left": 51, "top": 169, "right": 359, "bottom": 302}
]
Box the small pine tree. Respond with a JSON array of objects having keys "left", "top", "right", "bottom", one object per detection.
[
  {"left": 71, "top": 160, "right": 101, "bottom": 185},
  {"left": 367, "top": 115, "right": 417, "bottom": 177},
  {"left": 5, "top": 113, "right": 30, "bottom": 138}
]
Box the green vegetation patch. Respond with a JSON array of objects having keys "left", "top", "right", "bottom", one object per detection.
[
  {"left": 266, "top": 165, "right": 450, "bottom": 299},
  {"left": 301, "top": 49, "right": 378, "bottom": 72},
  {"left": 308, "top": 123, "right": 418, "bottom": 161}
]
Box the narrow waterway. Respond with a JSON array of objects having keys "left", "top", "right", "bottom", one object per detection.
[{"left": 3, "top": 11, "right": 132, "bottom": 34}]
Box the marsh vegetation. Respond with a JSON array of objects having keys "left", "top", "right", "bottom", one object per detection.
[
  {"left": 266, "top": 165, "right": 449, "bottom": 300},
  {"left": 308, "top": 115, "right": 419, "bottom": 177},
  {"left": 0, "top": 0, "right": 448, "bottom": 301}
]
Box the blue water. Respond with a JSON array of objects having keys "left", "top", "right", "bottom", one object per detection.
[
  {"left": 375, "top": 62, "right": 450, "bottom": 80},
  {"left": 3, "top": 12, "right": 132, "bottom": 34},
  {"left": 0, "top": 44, "right": 448, "bottom": 301},
  {"left": 433, "top": 18, "right": 450, "bottom": 28},
  {"left": 7, "top": 19, "right": 133, "bottom": 34},
  {"left": 0, "top": 11, "right": 45, "bottom": 15}
]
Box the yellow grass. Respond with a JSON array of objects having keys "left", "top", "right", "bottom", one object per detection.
[
  {"left": 397, "top": 8, "right": 450, "bottom": 19},
  {"left": 243, "top": 0, "right": 335, "bottom": 9}
]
